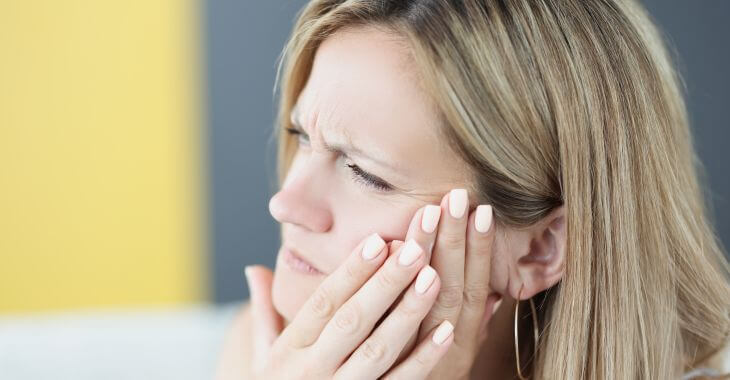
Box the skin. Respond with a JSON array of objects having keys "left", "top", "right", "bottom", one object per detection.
[{"left": 216, "top": 25, "right": 568, "bottom": 379}]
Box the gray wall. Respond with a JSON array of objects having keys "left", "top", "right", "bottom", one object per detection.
[
  {"left": 641, "top": 0, "right": 730, "bottom": 250},
  {"left": 205, "top": 0, "right": 309, "bottom": 303},
  {"left": 205, "top": 0, "right": 730, "bottom": 303}
]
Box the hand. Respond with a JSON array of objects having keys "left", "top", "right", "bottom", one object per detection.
[
  {"left": 245, "top": 231, "right": 457, "bottom": 379},
  {"left": 390, "top": 189, "right": 500, "bottom": 379}
]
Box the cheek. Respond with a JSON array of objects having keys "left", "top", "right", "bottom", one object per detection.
[
  {"left": 271, "top": 199, "right": 420, "bottom": 323},
  {"left": 333, "top": 198, "right": 417, "bottom": 257}
]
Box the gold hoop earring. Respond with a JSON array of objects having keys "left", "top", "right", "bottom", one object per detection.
[{"left": 514, "top": 285, "right": 539, "bottom": 380}]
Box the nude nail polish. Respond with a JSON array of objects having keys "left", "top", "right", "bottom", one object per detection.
[
  {"left": 492, "top": 299, "right": 503, "bottom": 316},
  {"left": 421, "top": 205, "right": 441, "bottom": 233},
  {"left": 398, "top": 239, "right": 423, "bottom": 266},
  {"left": 415, "top": 266, "right": 436, "bottom": 294},
  {"left": 362, "top": 233, "right": 385, "bottom": 260},
  {"left": 432, "top": 320, "right": 454, "bottom": 345},
  {"left": 475, "top": 205, "right": 493, "bottom": 233},
  {"left": 449, "top": 189, "right": 468, "bottom": 219}
]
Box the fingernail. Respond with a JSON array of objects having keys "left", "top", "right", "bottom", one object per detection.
[
  {"left": 362, "top": 233, "right": 386, "bottom": 260},
  {"left": 398, "top": 239, "right": 423, "bottom": 266},
  {"left": 432, "top": 320, "right": 454, "bottom": 345},
  {"left": 492, "top": 299, "right": 503, "bottom": 316},
  {"left": 449, "top": 189, "right": 468, "bottom": 219},
  {"left": 475, "top": 205, "right": 493, "bottom": 233},
  {"left": 244, "top": 266, "right": 257, "bottom": 300},
  {"left": 415, "top": 265, "right": 437, "bottom": 294},
  {"left": 421, "top": 205, "right": 441, "bottom": 233}
]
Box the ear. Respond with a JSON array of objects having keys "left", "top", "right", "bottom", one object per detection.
[{"left": 513, "top": 205, "right": 566, "bottom": 300}]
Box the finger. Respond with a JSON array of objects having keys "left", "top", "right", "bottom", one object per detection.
[
  {"left": 335, "top": 265, "right": 441, "bottom": 379},
  {"left": 419, "top": 189, "right": 469, "bottom": 340},
  {"left": 387, "top": 204, "right": 441, "bottom": 364},
  {"left": 478, "top": 294, "right": 503, "bottom": 342},
  {"left": 403, "top": 204, "right": 442, "bottom": 262},
  {"left": 382, "top": 239, "right": 405, "bottom": 317},
  {"left": 455, "top": 204, "right": 495, "bottom": 348},
  {"left": 279, "top": 233, "right": 388, "bottom": 349},
  {"left": 388, "top": 240, "right": 404, "bottom": 256},
  {"left": 245, "top": 265, "right": 283, "bottom": 372},
  {"left": 382, "top": 320, "right": 455, "bottom": 379},
  {"left": 314, "top": 239, "right": 427, "bottom": 368},
  {"left": 382, "top": 239, "right": 405, "bottom": 316},
  {"left": 376, "top": 239, "right": 406, "bottom": 356}
]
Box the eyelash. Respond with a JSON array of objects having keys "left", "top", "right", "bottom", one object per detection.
[
  {"left": 285, "top": 127, "right": 393, "bottom": 192},
  {"left": 345, "top": 163, "right": 392, "bottom": 192}
]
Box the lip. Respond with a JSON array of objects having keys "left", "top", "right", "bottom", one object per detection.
[{"left": 283, "top": 246, "right": 325, "bottom": 276}]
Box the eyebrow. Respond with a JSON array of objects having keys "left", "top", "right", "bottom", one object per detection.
[{"left": 289, "top": 107, "right": 402, "bottom": 173}]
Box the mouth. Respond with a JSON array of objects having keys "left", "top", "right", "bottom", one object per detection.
[{"left": 283, "top": 246, "right": 325, "bottom": 276}]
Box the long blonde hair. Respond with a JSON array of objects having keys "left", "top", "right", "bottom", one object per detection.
[{"left": 272, "top": 0, "right": 730, "bottom": 378}]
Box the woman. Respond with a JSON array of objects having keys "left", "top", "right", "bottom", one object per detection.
[{"left": 216, "top": 0, "right": 730, "bottom": 378}]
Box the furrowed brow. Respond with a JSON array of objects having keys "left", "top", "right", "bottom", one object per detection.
[{"left": 289, "top": 107, "right": 400, "bottom": 172}]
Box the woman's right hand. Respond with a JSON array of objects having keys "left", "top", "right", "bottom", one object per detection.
[{"left": 244, "top": 232, "right": 455, "bottom": 380}]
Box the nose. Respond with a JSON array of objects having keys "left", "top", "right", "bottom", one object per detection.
[{"left": 268, "top": 156, "right": 333, "bottom": 233}]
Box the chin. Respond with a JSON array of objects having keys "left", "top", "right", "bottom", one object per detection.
[{"left": 271, "top": 249, "right": 324, "bottom": 324}]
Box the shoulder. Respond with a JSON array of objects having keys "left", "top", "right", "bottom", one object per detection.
[{"left": 215, "top": 301, "right": 253, "bottom": 380}]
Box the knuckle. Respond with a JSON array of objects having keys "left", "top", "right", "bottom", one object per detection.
[
  {"left": 438, "top": 233, "right": 464, "bottom": 250},
  {"left": 396, "top": 296, "right": 426, "bottom": 320},
  {"left": 283, "top": 327, "right": 313, "bottom": 350},
  {"left": 462, "top": 284, "right": 489, "bottom": 308},
  {"left": 343, "top": 258, "right": 362, "bottom": 281},
  {"left": 375, "top": 266, "right": 401, "bottom": 291},
  {"left": 357, "top": 339, "right": 387, "bottom": 363},
  {"left": 469, "top": 242, "right": 491, "bottom": 257},
  {"left": 309, "top": 288, "right": 335, "bottom": 320},
  {"left": 333, "top": 302, "right": 361, "bottom": 334},
  {"left": 436, "top": 284, "right": 464, "bottom": 310}
]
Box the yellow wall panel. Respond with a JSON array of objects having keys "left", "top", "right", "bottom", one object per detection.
[{"left": 0, "top": 0, "right": 206, "bottom": 312}]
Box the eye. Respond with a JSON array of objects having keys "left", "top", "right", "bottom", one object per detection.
[
  {"left": 285, "top": 126, "right": 393, "bottom": 192},
  {"left": 346, "top": 163, "right": 393, "bottom": 192},
  {"left": 285, "top": 127, "right": 310, "bottom": 146}
]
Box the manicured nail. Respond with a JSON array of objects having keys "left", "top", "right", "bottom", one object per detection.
[
  {"left": 415, "top": 266, "right": 436, "bottom": 294},
  {"left": 421, "top": 205, "right": 441, "bottom": 233},
  {"left": 362, "top": 233, "right": 385, "bottom": 260},
  {"left": 449, "top": 189, "right": 468, "bottom": 219},
  {"left": 398, "top": 239, "right": 423, "bottom": 266},
  {"left": 475, "top": 205, "right": 493, "bottom": 233},
  {"left": 432, "top": 320, "right": 454, "bottom": 345},
  {"left": 244, "top": 266, "right": 257, "bottom": 300},
  {"left": 492, "top": 299, "right": 503, "bottom": 316}
]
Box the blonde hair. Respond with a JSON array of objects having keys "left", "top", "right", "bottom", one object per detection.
[{"left": 272, "top": 0, "right": 730, "bottom": 378}]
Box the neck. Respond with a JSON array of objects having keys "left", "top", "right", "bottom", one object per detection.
[{"left": 469, "top": 297, "right": 520, "bottom": 379}]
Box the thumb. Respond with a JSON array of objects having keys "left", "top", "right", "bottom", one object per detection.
[{"left": 245, "top": 265, "right": 283, "bottom": 371}]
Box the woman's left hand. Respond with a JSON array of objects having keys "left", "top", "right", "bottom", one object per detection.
[{"left": 392, "top": 188, "right": 501, "bottom": 380}]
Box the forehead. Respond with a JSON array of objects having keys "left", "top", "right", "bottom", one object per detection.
[{"left": 294, "top": 26, "right": 470, "bottom": 195}]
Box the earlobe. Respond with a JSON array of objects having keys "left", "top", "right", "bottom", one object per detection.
[{"left": 515, "top": 206, "right": 566, "bottom": 299}]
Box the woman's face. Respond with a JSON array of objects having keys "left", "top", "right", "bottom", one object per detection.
[{"left": 268, "top": 26, "right": 474, "bottom": 322}]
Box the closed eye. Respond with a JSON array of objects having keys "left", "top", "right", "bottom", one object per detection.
[
  {"left": 345, "top": 163, "right": 393, "bottom": 192},
  {"left": 284, "top": 126, "right": 394, "bottom": 192}
]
